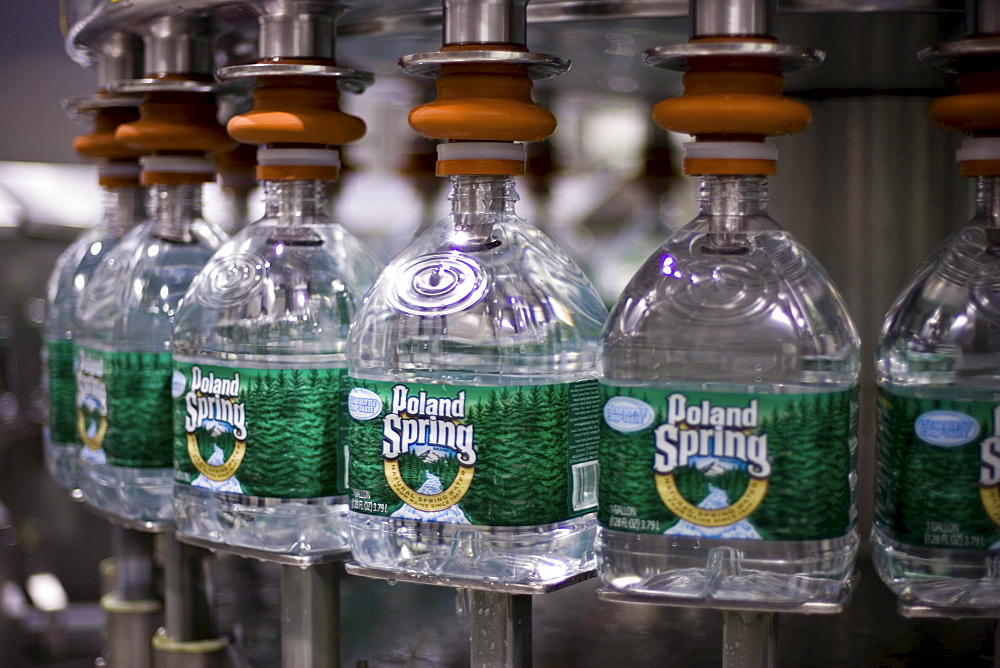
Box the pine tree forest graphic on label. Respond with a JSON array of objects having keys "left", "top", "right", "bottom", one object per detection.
[
  {"left": 599, "top": 386, "right": 856, "bottom": 540},
  {"left": 875, "top": 389, "right": 1000, "bottom": 550},
  {"left": 47, "top": 340, "right": 78, "bottom": 444},
  {"left": 173, "top": 363, "right": 348, "bottom": 499},
  {"left": 77, "top": 349, "right": 174, "bottom": 468},
  {"left": 347, "top": 379, "right": 600, "bottom": 527}
]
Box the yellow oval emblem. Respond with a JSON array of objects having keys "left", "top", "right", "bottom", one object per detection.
[
  {"left": 980, "top": 486, "right": 1000, "bottom": 528},
  {"left": 77, "top": 409, "right": 107, "bottom": 452},
  {"left": 655, "top": 472, "right": 768, "bottom": 528},
  {"left": 187, "top": 433, "right": 246, "bottom": 482},
  {"left": 384, "top": 459, "right": 474, "bottom": 512}
]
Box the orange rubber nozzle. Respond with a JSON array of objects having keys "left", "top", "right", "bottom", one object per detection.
[
  {"left": 654, "top": 66, "right": 811, "bottom": 139},
  {"left": 409, "top": 45, "right": 556, "bottom": 143},
  {"left": 409, "top": 68, "right": 556, "bottom": 142},
  {"left": 115, "top": 91, "right": 234, "bottom": 155},
  {"left": 928, "top": 69, "right": 1000, "bottom": 135},
  {"left": 73, "top": 105, "right": 145, "bottom": 162},
  {"left": 227, "top": 76, "right": 366, "bottom": 148}
]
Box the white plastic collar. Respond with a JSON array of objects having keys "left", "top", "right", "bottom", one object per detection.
[
  {"left": 257, "top": 147, "right": 340, "bottom": 167},
  {"left": 437, "top": 142, "right": 526, "bottom": 162},
  {"left": 683, "top": 141, "right": 779, "bottom": 162},
  {"left": 140, "top": 155, "right": 214, "bottom": 174},
  {"left": 98, "top": 162, "right": 141, "bottom": 179},
  {"left": 957, "top": 137, "right": 1000, "bottom": 163}
]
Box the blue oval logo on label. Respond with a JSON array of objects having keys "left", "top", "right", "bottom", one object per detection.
[
  {"left": 171, "top": 369, "right": 187, "bottom": 399},
  {"left": 348, "top": 388, "right": 383, "bottom": 421},
  {"left": 604, "top": 396, "right": 656, "bottom": 433},
  {"left": 915, "top": 411, "right": 981, "bottom": 447}
]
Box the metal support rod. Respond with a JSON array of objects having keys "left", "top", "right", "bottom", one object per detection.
[
  {"left": 112, "top": 526, "right": 155, "bottom": 600},
  {"left": 104, "top": 527, "right": 160, "bottom": 668},
  {"left": 162, "top": 532, "right": 216, "bottom": 642},
  {"left": 443, "top": 0, "right": 529, "bottom": 46},
  {"left": 722, "top": 610, "right": 777, "bottom": 668},
  {"left": 280, "top": 563, "right": 341, "bottom": 668},
  {"left": 690, "top": 0, "right": 777, "bottom": 38},
  {"left": 469, "top": 590, "right": 532, "bottom": 668}
]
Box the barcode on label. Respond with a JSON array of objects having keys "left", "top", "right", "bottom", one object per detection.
[{"left": 571, "top": 461, "right": 598, "bottom": 511}]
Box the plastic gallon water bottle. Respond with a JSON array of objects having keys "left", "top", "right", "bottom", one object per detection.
[
  {"left": 75, "top": 156, "right": 226, "bottom": 523},
  {"left": 347, "top": 143, "right": 608, "bottom": 585},
  {"left": 172, "top": 148, "right": 381, "bottom": 556},
  {"left": 598, "top": 172, "right": 861, "bottom": 604},
  {"left": 873, "top": 169, "right": 1000, "bottom": 609}
]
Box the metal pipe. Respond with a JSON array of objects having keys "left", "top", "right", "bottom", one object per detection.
[
  {"left": 95, "top": 31, "right": 143, "bottom": 92},
  {"left": 162, "top": 533, "right": 216, "bottom": 642},
  {"left": 257, "top": 0, "right": 344, "bottom": 60},
  {"left": 140, "top": 14, "right": 215, "bottom": 77},
  {"left": 280, "top": 563, "right": 341, "bottom": 668},
  {"left": 469, "top": 590, "right": 532, "bottom": 668},
  {"left": 966, "top": 0, "right": 1000, "bottom": 36},
  {"left": 690, "top": 0, "right": 777, "bottom": 38},
  {"left": 443, "top": 0, "right": 529, "bottom": 46},
  {"left": 722, "top": 611, "right": 777, "bottom": 668},
  {"left": 112, "top": 526, "right": 155, "bottom": 601}
]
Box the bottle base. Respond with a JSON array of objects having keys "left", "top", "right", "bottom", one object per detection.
[
  {"left": 871, "top": 527, "right": 1000, "bottom": 610},
  {"left": 348, "top": 513, "right": 596, "bottom": 586},
  {"left": 77, "top": 460, "right": 173, "bottom": 525},
  {"left": 597, "top": 527, "right": 858, "bottom": 605},
  {"left": 174, "top": 484, "right": 350, "bottom": 557},
  {"left": 43, "top": 436, "right": 80, "bottom": 493}
]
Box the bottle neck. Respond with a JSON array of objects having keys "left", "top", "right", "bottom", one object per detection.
[
  {"left": 103, "top": 185, "right": 145, "bottom": 238},
  {"left": 150, "top": 184, "right": 203, "bottom": 243},
  {"left": 448, "top": 175, "right": 517, "bottom": 251},
  {"left": 976, "top": 176, "right": 1000, "bottom": 228},
  {"left": 263, "top": 180, "right": 329, "bottom": 226},
  {"left": 220, "top": 184, "right": 252, "bottom": 235},
  {"left": 698, "top": 175, "right": 769, "bottom": 220}
]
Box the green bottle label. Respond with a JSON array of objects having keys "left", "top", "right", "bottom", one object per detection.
[
  {"left": 172, "top": 363, "right": 349, "bottom": 498},
  {"left": 45, "top": 339, "right": 78, "bottom": 444},
  {"left": 599, "top": 386, "right": 857, "bottom": 539},
  {"left": 875, "top": 389, "right": 1000, "bottom": 550},
  {"left": 76, "top": 347, "right": 174, "bottom": 468},
  {"left": 347, "top": 379, "right": 601, "bottom": 526}
]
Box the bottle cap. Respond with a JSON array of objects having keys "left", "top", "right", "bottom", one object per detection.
[
  {"left": 956, "top": 136, "right": 1000, "bottom": 177},
  {"left": 682, "top": 140, "right": 778, "bottom": 175},
  {"left": 256, "top": 146, "right": 341, "bottom": 181},
  {"left": 140, "top": 155, "right": 215, "bottom": 185},
  {"left": 213, "top": 143, "right": 257, "bottom": 189},
  {"left": 96, "top": 161, "right": 142, "bottom": 188},
  {"left": 436, "top": 141, "right": 526, "bottom": 176}
]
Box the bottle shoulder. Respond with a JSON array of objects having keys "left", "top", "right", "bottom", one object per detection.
[
  {"left": 878, "top": 224, "right": 1000, "bottom": 387},
  {"left": 353, "top": 218, "right": 608, "bottom": 336},
  {"left": 75, "top": 222, "right": 223, "bottom": 344},
  {"left": 599, "top": 225, "right": 860, "bottom": 385},
  {"left": 44, "top": 224, "right": 122, "bottom": 332},
  {"left": 604, "top": 227, "right": 858, "bottom": 345},
  {"left": 880, "top": 223, "right": 1000, "bottom": 345},
  {"left": 348, "top": 218, "right": 607, "bottom": 378},
  {"left": 172, "top": 222, "right": 383, "bottom": 358}
]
